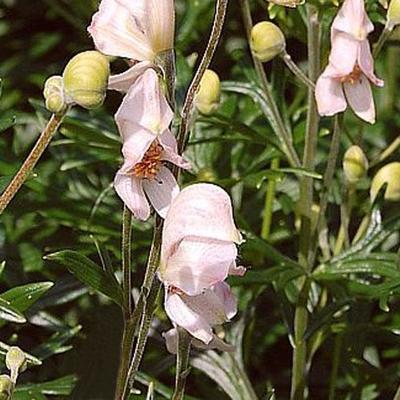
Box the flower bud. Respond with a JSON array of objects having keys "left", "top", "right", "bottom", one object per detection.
[
  {"left": 370, "top": 162, "right": 400, "bottom": 201},
  {"left": 0, "top": 375, "right": 13, "bottom": 400},
  {"left": 63, "top": 51, "right": 110, "bottom": 110},
  {"left": 250, "top": 22, "right": 286, "bottom": 63},
  {"left": 43, "top": 76, "right": 66, "bottom": 114},
  {"left": 195, "top": 70, "right": 221, "bottom": 115},
  {"left": 388, "top": 0, "right": 400, "bottom": 29},
  {"left": 6, "top": 346, "right": 27, "bottom": 383},
  {"left": 343, "top": 145, "right": 368, "bottom": 184}
]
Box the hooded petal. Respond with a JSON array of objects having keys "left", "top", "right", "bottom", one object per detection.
[
  {"left": 88, "top": 0, "right": 154, "bottom": 61},
  {"left": 159, "top": 130, "right": 191, "bottom": 170},
  {"left": 358, "top": 40, "right": 384, "bottom": 87},
  {"left": 315, "top": 71, "right": 347, "bottom": 117},
  {"left": 114, "top": 172, "right": 150, "bottom": 220},
  {"left": 120, "top": 127, "right": 155, "bottom": 165},
  {"left": 328, "top": 32, "right": 359, "bottom": 76},
  {"left": 115, "top": 69, "right": 173, "bottom": 136},
  {"left": 332, "top": 0, "right": 374, "bottom": 40},
  {"left": 142, "top": 166, "right": 179, "bottom": 218},
  {"left": 161, "top": 184, "right": 242, "bottom": 264},
  {"left": 164, "top": 292, "right": 214, "bottom": 344},
  {"left": 343, "top": 74, "right": 376, "bottom": 123},
  {"left": 160, "top": 236, "right": 237, "bottom": 296},
  {"left": 108, "top": 61, "right": 153, "bottom": 93}
]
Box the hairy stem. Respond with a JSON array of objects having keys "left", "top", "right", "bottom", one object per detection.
[
  {"left": 281, "top": 51, "right": 316, "bottom": 91},
  {"left": 0, "top": 111, "right": 68, "bottom": 214},
  {"left": 172, "top": 328, "right": 192, "bottom": 400}
]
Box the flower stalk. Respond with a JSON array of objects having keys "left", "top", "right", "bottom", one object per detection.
[{"left": 172, "top": 328, "right": 192, "bottom": 400}]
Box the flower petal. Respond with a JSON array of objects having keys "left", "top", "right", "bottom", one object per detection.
[
  {"left": 212, "top": 282, "right": 238, "bottom": 320},
  {"left": 358, "top": 40, "right": 384, "bottom": 87},
  {"left": 142, "top": 166, "right": 179, "bottom": 218},
  {"left": 159, "top": 130, "right": 191, "bottom": 170},
  {"left": 343, "top": 75, "right": 376, "bottom": 123},
  {"left": 88, "top": 0, "right": 154, "bottom": 61},
  {"left": 108, "top": 61, "right": 153, "bottom": 93},
  {"left": 120, "top": 127, "right": 155, "bottom": 164},
  {"left": 315, "top": 71, "right": 347, "bottom": 117},
  {"left": 328, "top": 32, "right": 359, "bottom": 76},
  {"left": 114, "top": 172, "right": 150, "bottom": 220},
  {"left": 160, "top": 237, "right": 237, "bottom": 295}
]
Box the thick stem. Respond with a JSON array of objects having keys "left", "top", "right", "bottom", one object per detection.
[
  {"left": 0, "top": 111, "right": 68, "bottom": 214},
  {"left": 281, "top": 51, "right": 316, "bottom": 91},
  {"left": 261, "top": 158, "right": 280, "bottom": 241},
  {"left": 172, "top": 328, "right": 192, "bottom": 400},
  {"left": 239, "top": 0, "right": 301, "bottom": 168}
]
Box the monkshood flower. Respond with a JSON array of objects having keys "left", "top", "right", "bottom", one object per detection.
[
  {"left": 315, "top": 0, "right": 383, "bottom": 123},
  {"left": 88, "top": 0, "right": 175, "bottom": 90},
  {"left": 159, "top": 183, "right": 245, "bottom": 350},
  {"left": 114, "top": 69, "right": 189, "bottom": 220}
]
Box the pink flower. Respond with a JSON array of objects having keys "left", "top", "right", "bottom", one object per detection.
[
  {"left": 159, "top": 183, "right": 246, "bottom": 349},
  {"left": 315, "top": 0, "right": 383, "bottom": 123},
  {"left": 114, "top": 69, "right": 189, "bottom": 220}
]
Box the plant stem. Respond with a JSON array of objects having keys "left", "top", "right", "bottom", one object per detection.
[
  {"left": 291, "top": 5, "right": 320, "bottom": 400},
  {"left": 373, "top": 24, "right": 393, "bottom": 58},
  {"left": 281, "top": 51, "right": 316, "bottom": 91},
  {"left": 122, "top": 206, "right": 133, "bottom": 314},
  {"left": 370, "top": 135, "right": 400, "bottom": 168},
  {"left": 328, "top": 333, "right": 343, "bottom": 400},
  {"left": 0, "top": 110, "right": 68, "bottom": 215},
  {"left": 394, "top": 384, "right": 400, "bottom": 400},
  {"left": 239, "top": 0, "right": 301, "bottom": 169},
  {"left": 177, "top": 0, "right": 229, "bottom": 155},
  {"left": 172, "top": 328, "right": 192, "bottom": 400},
  {"left": 261, "top": 158, "right": 280, "bottom": 241}
]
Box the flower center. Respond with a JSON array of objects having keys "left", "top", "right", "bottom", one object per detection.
[
  {"left": 132, "top": 141, "right": 163, "bottom": 179},
  {"left": 340, "top": 65, "right": 362, "bottom": 85}
]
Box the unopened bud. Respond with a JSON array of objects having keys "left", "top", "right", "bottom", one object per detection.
[
  {"left": 6, "top": 346, "right": 27, "bottom": 383},
  {"left": 250, "top": 22, "right": 286, "bottom": 63},
  {"left": 197, "top": 168, "right": 217, "bottom": 182},
  {"left": 43, "top": 76, "right": 66, "bottom": 114},
  {"left": 0, "top": 375, "right": 13, "bottom": 400},
  {"left": 196, "top": 70, "right": 221, "bottom": 115},
  {"left": 370, "top": 162, "right": 400, "bottom": 201},
  {"left": 343, "top": 145, "right": 368, "bottom": 184},
  {"left": 388, "top": 0, "right": 400, "bottom": 29},
  {"left": 63, "top": 51, "right": 110, "bottom": 110}
]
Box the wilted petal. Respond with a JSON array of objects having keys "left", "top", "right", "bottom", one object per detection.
[
  {"left": 165, "top": 292, "right": 214, "bottom": 344},
  {"left": 114, "top": 172, "right": 150, "bottom": 220},
  {"left": 315, "top": 71, "right": 347, "bottom": 117},
  {"left": 160, "top": 237, "right": 237, "bottom": 296},
  {"left": 358, "top": 40, "right": 384, "bottom": 87},
  {"left": 88, "top": 0, "right": 154, "bottom": 61},
  {"left": 343, "top": 75, "right": 375, "bottom": 123},
  {"left": 159, "top": 130, "right": 191, "bottom": 170},
  {"left": 143, "top": 166, "right": 179, "bottom": 218},
  {"left": 328, "top": 32, "right": 358, "bottom": 76},
  {"left": 332, "top": 0, "right": 374, "bottom": 40},
  {"left": 115, "top": 69, "right": 173, "bottom": 136},
  {"left": 108, "top": 61, "right": 153, "bottom": 93}
]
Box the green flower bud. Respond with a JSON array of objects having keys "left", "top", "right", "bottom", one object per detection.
[
  {"left": 197, "top": 168, "right": 217, "bottom": 182},
  {"left": 196, "top": 70, "right": 221, "bottom": 115},
  {"left": 63, "top": 51, "right": 110, "bottom": 110},
  {"left": 343, "top": 145, "right": 368, "bottom": 184},
  {"left": 388, "top": 0, "right": 400, "bottom": 29},
  {"left": 0, "top": 375, "right": 13, "bottom": 400},
  {"left": 6, "top": 347, "right": 27, "bottom": 383},
  {"left": 43, "top": 75, "right": 66, "bottom": 114},
  {"left": 250, "top": 22, "right": 286, "bottom": 63},
  {"left": 370, "top": 162, "right": 400, "bottom": 202}
]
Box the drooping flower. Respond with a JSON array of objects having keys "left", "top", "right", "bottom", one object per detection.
[
  {"left": 315, "top": 0, "right": 383, "bottom": 123},
  {"left": 114, "top": 69, "right": 189, "bottom": 220},
  {"left": 159, "top": 183, "right": 245, "bottom": 350}
]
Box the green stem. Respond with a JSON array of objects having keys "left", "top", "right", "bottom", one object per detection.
[
  {"left": 328, "top": 333, "right": 343, "bottom": 400},
  {"left": 261, "top": 158, "right": 280, "bottom": 241},
  {"left": 0, "top": 110, "right": 68, "bottom": 215},
  {"left": 122, "top": 206, "right": 133, "bottom": 314},
  {"left": 373, "top": 24, "right": 393, "bottom": 58},
  {"left": 394, "top": 384, "right": 400, "bottom": 400},
  {"left": 281, "top": 51, "right": 316, "bottom": 91},
  {"left": 239, "top": 0, "right": 301, "bottom": 168},
  {"left": 172, "top": 328, "right": 192, "bottom": 400},
  {"left": 370, "top": 135, "right": 400, "bottom": 168}
]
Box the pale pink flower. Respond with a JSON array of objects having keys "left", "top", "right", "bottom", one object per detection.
[
  {"left": 114, "top": 69, "right": 189, "bottom": 220},
  {"left": 315, "top": 0, "right": 383, "bottom": 123},
  {"left": 159, "top": 183, "right": 245, "bottom": 349}
]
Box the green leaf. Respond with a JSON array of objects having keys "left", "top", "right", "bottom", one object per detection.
[
  {"left": 45, "top": 250, "right": 123, "bottom": 307},
  {"left": 0, "top": 297, "right": 26, "bottom": 323},
  {"left": 14, "top": 375, "right": 77, "bottom": 397},
  {"left": 0, "top": 111, "right": 16, "bottom": 133}
]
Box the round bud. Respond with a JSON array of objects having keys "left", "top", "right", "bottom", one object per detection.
[
  {"left": 388, "top": 0, "right": 400, "bottom": 29},
  {"left": 0, "top": 375, "right": 13, "bottom": 400},
  {"left": 196, "top": 70, "right": 221, "bottom": 115},
  {"left": 197, "top": 168, "right": 217, "bottom": 182},
  {"left": 370, "top": 162, "right": 400, "bottom": 202},
  {"left": 63, "top": 51, "right": 110, "bottom": 110},
  {"left": 343, "top": 145, "right": 368, "bottom": 184},
  {"left": 43, "top": 76, "right": 66, "bottom": 114},
  {"left": 250, "top": 22, "right": 286, "bottom": 63},
  {"left": 6, "top": 346, "right": 27, "bottom": 383}
]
